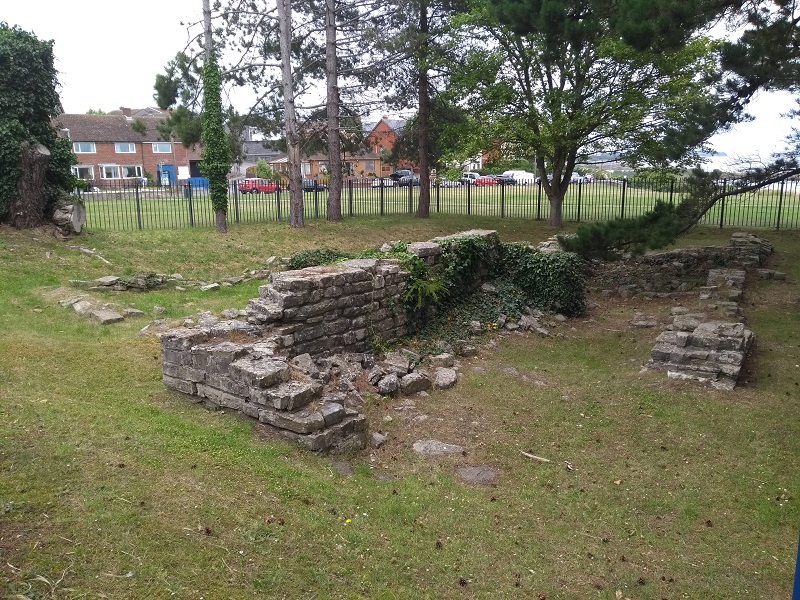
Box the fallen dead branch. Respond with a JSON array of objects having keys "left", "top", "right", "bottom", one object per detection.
[{"left": 520, "top": 451, "right": 551, "bottom": 463}]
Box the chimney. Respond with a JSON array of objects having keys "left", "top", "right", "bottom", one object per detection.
[{"left": 120, "top": 107, "right": 131, "bottom": 117}]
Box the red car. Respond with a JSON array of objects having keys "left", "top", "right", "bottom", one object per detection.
[
  {"left": 474, "top": 175, "right": 496, "bottom": 187},
  {"left": 238, "top": 178, "right": 279, "bottom": 194}
]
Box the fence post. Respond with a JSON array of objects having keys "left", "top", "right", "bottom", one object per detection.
[
  {"left": 379, "top": 180, "right": 384, "bottom": 216},
  {"left": 233, "top": 183, "right": 240, "bottom": 223},
  {"left": 776, "top": 179, "right": 785, "bottom": 230},
  {"left": 500, "top": 180, "right": 505, "bottom": 218},
  {"left": 314, "top": 190, "right": 319, "bottom": 219},
  {"left": 719, "top": 179, "right": 727, "bottom": 229},
  {"left": 467, "top": 182, "right": 471, "bottom": 216},
  {"left": 186, "top": 183, "right": 194, "bottom": 227},
  {"left": 576, "top": 180, "right": 582, "bottom": 222},
  {"left": 669, "top": 179, "right": 675, "bottom": 206},
  {"left": 436, "top": 182, "right": 440, "bottom": 213},
  {"left": 349, "top": 180, "right": 354, "bottom": 217},
  {"left": 134, "top": 179, "right": 143, "bottom": 230},
  {"left": 620, "top": 177, "right": 627, "bottom": 219},
  {"left": 408, "top": 183, "right": 413, "bottom": 214},
  {"left": 276, "top": 188, "right": 282, "bottom": 221}
]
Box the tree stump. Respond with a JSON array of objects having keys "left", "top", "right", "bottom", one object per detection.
[{"left": 9, "top": 141, "right": 50, "bottom": 229}]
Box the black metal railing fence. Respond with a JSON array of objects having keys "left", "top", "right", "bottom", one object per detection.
[{"left": 79, "top": 177, "right": 800, "bottom": 231}]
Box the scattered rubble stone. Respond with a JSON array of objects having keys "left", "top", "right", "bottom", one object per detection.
[
  {"left": 72, "top": 300, "right": 92, "bottom": 314},
  {"left": 412, "top": 440, "right": 465, "bottom": 456},
  {"left": 376, "top": 373, "right": 400, "bottom": 395},
  {"left": 400, "top": 371, "right": 431, "bottom": 394},
  {"left": 433, "top": 368, "right": 458, "bottom": 390},
  {"left": 430, "top": 353, "right": 455, "bottom": 368},
  {"left": 630, "top": 312, "right": 659, "bottom": 328},
  {"left": 456, "top": 465, "right": 500, "bottom": 485},
  {"left": 371, "top": 432, "right": 388, "bottom": 448},
  {"left": 94, "top": 275, "right": 120, "bottom": 286},
  {"left": 89, "top": 308, "right": 125, "bottom": 324}
]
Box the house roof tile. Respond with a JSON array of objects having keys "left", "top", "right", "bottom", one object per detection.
[{"left": 55, "top": 114, "right": 170, "bottom": 143}]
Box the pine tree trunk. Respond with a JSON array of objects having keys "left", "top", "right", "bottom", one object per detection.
[
  {"left": 277, "top": 0, "right": 305, "bottom": 228},
  {"left": 415, "top": 0, "right": 431, "bottom": 219},
  {"left": 9, "top": 142, "right": 50, "bottom": 229},
  {"left": 325, "top": 0, "right": 343, "bottom": 221}
]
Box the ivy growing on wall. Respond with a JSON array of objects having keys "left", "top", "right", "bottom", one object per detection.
[
  {"left": 283, "top": 232, "right": 587, "bottom": 345},
  {"left": 0, "top": 23, "right": 75, "bottom": 221}
]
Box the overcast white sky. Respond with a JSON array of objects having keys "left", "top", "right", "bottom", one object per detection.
[{"left": 5, "top": 1, "right": 797, "bottom": 167}]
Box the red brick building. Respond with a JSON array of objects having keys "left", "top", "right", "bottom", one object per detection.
[
  {"left": 365, "top": 116, "right": 406, "bottom": 175},
  {"left": 55, "top": 108, "right": 202, "bottom": 187}
]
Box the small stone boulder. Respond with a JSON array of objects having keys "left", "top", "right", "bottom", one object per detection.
[
  {"left": 376, "top": 373, "right": 399, "bottom": 395},
  {"left": 433, "top": 368, "right": 458, "bottom": 390},
  {"left": 412, "top": 440, "right": 464, "bottom": 456},
  {"left": 429, "top": 353, "right": 455, "bottom": 368},
  {"left": 400, "top": 372, "right": 431, "bottom": 395}
]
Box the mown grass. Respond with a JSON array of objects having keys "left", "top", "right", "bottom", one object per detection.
[{"left": 0, "top": 216, "right": 798, "bottom": 599}]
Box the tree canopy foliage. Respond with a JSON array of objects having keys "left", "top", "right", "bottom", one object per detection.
[{"left": 451, "top": 0, "right": 722, "bottom": 227}]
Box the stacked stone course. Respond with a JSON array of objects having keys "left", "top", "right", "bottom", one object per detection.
[
  {"left": 641, "top": 233, "right": 778, "bottom": 390},
  {"left": 161, "top": 258, "right": 411, "bottom": 453},
  {"left": 246, "top": 259, "right": 407, "bottom": 358}
]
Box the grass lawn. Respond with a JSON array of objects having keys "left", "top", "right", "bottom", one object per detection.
[{"left": 1, "top": 215, "right": 798, "bottom": 599}]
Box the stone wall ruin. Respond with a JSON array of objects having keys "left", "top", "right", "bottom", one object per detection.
[
  {"left": 160, "top": 230, "right": 500, "bottom": 453},
  {"left": 630, "top": 233, "right": 779, "bottom": 390}
]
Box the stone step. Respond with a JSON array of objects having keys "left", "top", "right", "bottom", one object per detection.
[
  {"left": 230, "top": 356, "right": 290, "bottom": 389},
  {"left": 256, "top": 380, "right": 324, "bottom": 411},
  {"left": 251, "top": 400, "right": 345, "bottom": 434},
  {"left": 263, "top": 411, "right": 367, "bottom": 453},
  {"left": 245, "top": 298, "right": 284, "bottom": 323}
]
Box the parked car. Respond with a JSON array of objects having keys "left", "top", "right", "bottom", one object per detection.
[
  {"left": 302, "top": 179, "right": 328, "bottom": 192},
  {"left": 434, "top": 177, "right": 461, "bottom": 187},
  {"left": 389, "top": 169, "right": 413, "bottom": 181},
  {"left": 238, "top": 178, "right": 279, "bottom": 194},
  {"left": 490, "top": 174, "right": 516, "bottom": 185},
  {"left": 398, "top": 175, "right": 421, "bottom": 187},
  {"left": 371, "top": 177, "right": 396, "bottom": 188},
  {"left": 474, "top": 175, "right": 496, "bottom": 186}
]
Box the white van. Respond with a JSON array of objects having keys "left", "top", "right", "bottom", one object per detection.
[
  {"left": 502, "top": 170, "right": 537, "bottom": 185},
  {"left": 460, "top": 172, "right": 482, "bottom": 184}
]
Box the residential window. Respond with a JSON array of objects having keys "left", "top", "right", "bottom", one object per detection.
[
  {"left": 364, "top": 160, "right": 375, "bottom": 172},
  {"left": 152, "top": 142, "right": 172, "bottom": 153},
  {"left": 71, "top": 166, "right": 94, "bottom": 180},
  {"left": 101, "top": 165, "right": 121, "bottom": 179},
  {"left": 301, "top": 162, "right": 311, "bottom": 175},
  {"left": 73, "top": 142, "right": 96, "bottom": 153},
  {"left": 122, "top": 165, "right": 142, "bottom": 178},
  {"left": 115, "top": 142, "right": 136, "bottom": 153}
]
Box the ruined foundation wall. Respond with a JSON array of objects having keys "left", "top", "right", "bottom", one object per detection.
[{"left": 160, "top": 258, "right": 409, "bottom": 452}]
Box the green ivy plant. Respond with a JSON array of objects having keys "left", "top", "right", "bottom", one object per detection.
[
  {"left": 0, "top": 24, "right": 76, "bottom": 222},
  {"left": 199, "top": 50, "right": 231, "bottom": 233},
  {"left": 283, "top": 231, "right": 587, "bottom": 346}
]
